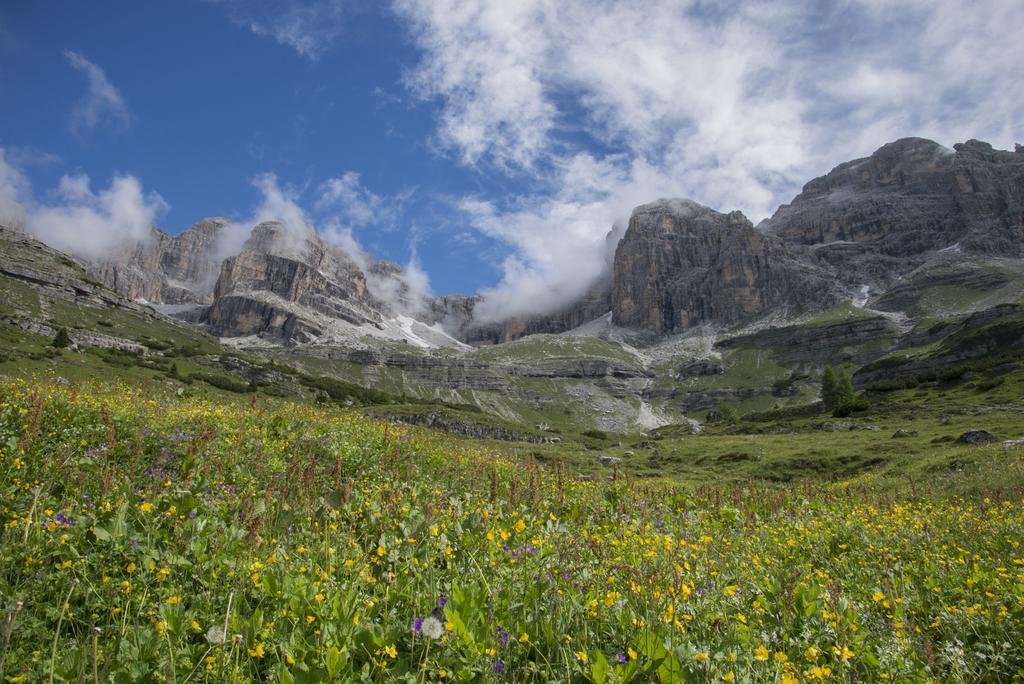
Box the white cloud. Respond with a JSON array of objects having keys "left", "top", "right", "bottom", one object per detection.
[
  {"left": 316, "top": 171, "right": 383, "bottom": 227},
  {"left": 208, "top": 0, "right": 348, "bottom": 60},
  {"left": 394, "top": 0, "right": 1024, "bottom": 320},
  {"left": 63, "top": 50, "right": 132, "bottom": 135},
  {"left": 0, "top": 148, "right": 168, "bottom": 259}
]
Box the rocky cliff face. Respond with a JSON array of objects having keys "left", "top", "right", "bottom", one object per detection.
[
  {"left": 201, "top": 222, "right": 384, "bottom": 342},
  {"left": 611, "top": 199, "right": 838, "bottom": 334},
  {"left": 761, "top": 138, "right": 1024, "bottom": 287},
  {"left": 87, "top": 218, "right": 230, "bottom": 305}
]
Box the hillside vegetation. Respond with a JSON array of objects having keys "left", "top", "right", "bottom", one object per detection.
[{"left": 2, "top": 377, "right": 1024, "bottom": 682}]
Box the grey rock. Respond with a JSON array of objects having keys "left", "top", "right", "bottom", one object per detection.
[
  {"left": 761, "top": 138, "right": 1024, "bottom": 287},
  {"left": 201, "top": 222, "right": 383, "bottom": 342},
  {"left": 87, "top": 218, "right": 230, "bottom": 305},
  {"left": 598, "top": 455, "right": 622, "bottom": 466},
  {"left": 717, "top": 316, "right": 898, "bottom": 366},
  {"left": 612, "top": 199, "right": 839, "bottom": 334},
  {"left": 957, "top": 429, "right": 998, "bottom": 444},
  {"left": 678, "top": 360, "right": 725, "bottom": 378},
  {"left": 891, "top": 429, "right": 918, "bottom": 439}
]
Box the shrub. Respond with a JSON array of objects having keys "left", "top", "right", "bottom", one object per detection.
[
  {"left": 191, "top": 371, "right": 253, "bottom": 393},
  {"left": 52, "top": 328, "right": 70, "bottom": 348}
]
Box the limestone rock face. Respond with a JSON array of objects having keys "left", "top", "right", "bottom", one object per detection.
[
  {"left": 87, "top": 218, "right": 230, "bottom": 305},
  {"left": 761, "top": 138, "right": 1024, "bottom": 285},
  {"left": 611, "top": 199, "right": 837, "bottom": 334},
  {"left": 201, "top": 222, "right": 383, "bottom": 342}
]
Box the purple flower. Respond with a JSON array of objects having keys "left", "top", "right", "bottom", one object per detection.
[
  {"left": 494, "top": 659, "right": 504, "bottom": 674},
  {"left": 413, "top": 617, "right": 424, "bottom": 634},
  {"left": 437, "top": 597, "right": 447, "bottom": 607},
  {"left": 497, "top": 627, "right": 509, "bottom": 645},
  {"left": 617, "top": 652, "right": 627, "bottom": 664}
]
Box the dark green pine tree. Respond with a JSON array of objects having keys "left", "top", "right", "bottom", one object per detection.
[
  {"left": 52, "top": 328, "right": 70, "bottom": 348},
  {"left": 836, "top": 371, "right": 855, "bottom": 407},
  {"left": 821, "top": 366, "right": 838, "bottom": 410}
]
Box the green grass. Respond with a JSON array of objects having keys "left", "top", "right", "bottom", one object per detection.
[{"left": 2, "top": 376, "right": 1024, "bottom": 683}]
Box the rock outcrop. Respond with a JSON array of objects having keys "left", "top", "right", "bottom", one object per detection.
[
  {"left": 87, "top": 218, "right": 230, "bottom": 305},
  {"left": 716, "top": 316, "right": 899, "bottom": 365},
  {"left": 611, "top": 199, "right": 838, "bottom": 334},
  {"left": 201, "top": 222, "right": 384, "bottom": 342},
  {"left": 761, "top": 138, "right": 1024, "bottom": 286}
]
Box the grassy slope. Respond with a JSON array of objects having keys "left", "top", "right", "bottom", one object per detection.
[{"left": 2, "top": 377, "right": 1023, "bottom": 682}]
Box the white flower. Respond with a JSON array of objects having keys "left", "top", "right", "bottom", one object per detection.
[
  {"left": 205, "top": 626, "right": 226, "bottom": 644},
  {"left": 421, "top": 616, "right": 445, "bottom": 640}
]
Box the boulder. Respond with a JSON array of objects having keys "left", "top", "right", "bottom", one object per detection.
[{"left": 956, "top": 429, "right": 998, "bottom": 445}]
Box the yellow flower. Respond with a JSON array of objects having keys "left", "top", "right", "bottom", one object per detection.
[
  {"left": 314, "top": 593, "right": 325, "bottom": 602},
  {"left": 166, "top": 595, "right": 181, "bottom": 605},
  {"left": 627, "top": 647, "right": 638, "bottom": 661},
  {"left": 804, "top": 646, "right": 819, "bottom": 661},
  {"left": 439, "top": 670, "right": 447, "bottom": 679},
  {"left": 725, "top": 585, "right": 737, "bottom": 597},
  {"left": 383, "top": 644, "right": 398, "bottom": 659},
  {"left": 783, "top": 675, "right": 799, "bottom": 684},
  {"left": 575, "top": 651, "right": 588, "bottom": 663},
  {"left": 140, "top": 502, "right": 153, "bottom": 513},
  {"left": 775, "top": 652, "right": 789, "bottom": 664},
  {"left": 694, "top": 652, "right": 710, "bottom": 662},
  {"left": 834, "top": 645, "right": 855, "bottom": 660},
  {"left": 286, "top": 654, "right": 295, "bottom": 665},
  {"left": 377, "top": 545, "right": 386, "bottom": 557},
  {"left": 191, "top": 621, "right": 201, "bottom": 631},
  {"left": 754, "top": 645, "right": 770, "bottom": 661},
  {"left": 518, "top": 632, "right": 529, "bottom": 643},
  {"left": 248, "top": 643, "right": 265, "bottom": 658},
  {"left": 155, "top": 621, "right": 167, "bottom": 635},
  {"left": 514, "top": 519, "right": 526, "bottom": 533},
  {"left": 721, "top": 673, "right": 735, "bottom": 682},
  {"left": 872, "top": 591, "right": 885, "bottom": 602}
]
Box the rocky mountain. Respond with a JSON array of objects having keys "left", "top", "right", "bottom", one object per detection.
[
  {"left": 4, "top": 132, "right": 1024, "bottom": 435},
  {"left": 199, "top": 222, "right": 384, "bottom": 343},
  {"left": 35, "top": 137, "right": 1024, "bottom": 354},
  {"left": 611, "top": 199, "right": 839, "bottom": 334},
  {"left": 87, "top": 218, "right": 230, "bottom": 306},
  {"left": 761, "top": 138, "right": 1024, "bottom": 287}
]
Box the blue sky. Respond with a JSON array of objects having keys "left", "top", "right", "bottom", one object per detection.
[{"left": 1, "top": 0, "right": 1022, "bottom": 319}]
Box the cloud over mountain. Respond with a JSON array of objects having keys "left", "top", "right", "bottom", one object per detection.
[{"left": 395, "top": 0, "right": 1024, "bottom": 319}]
